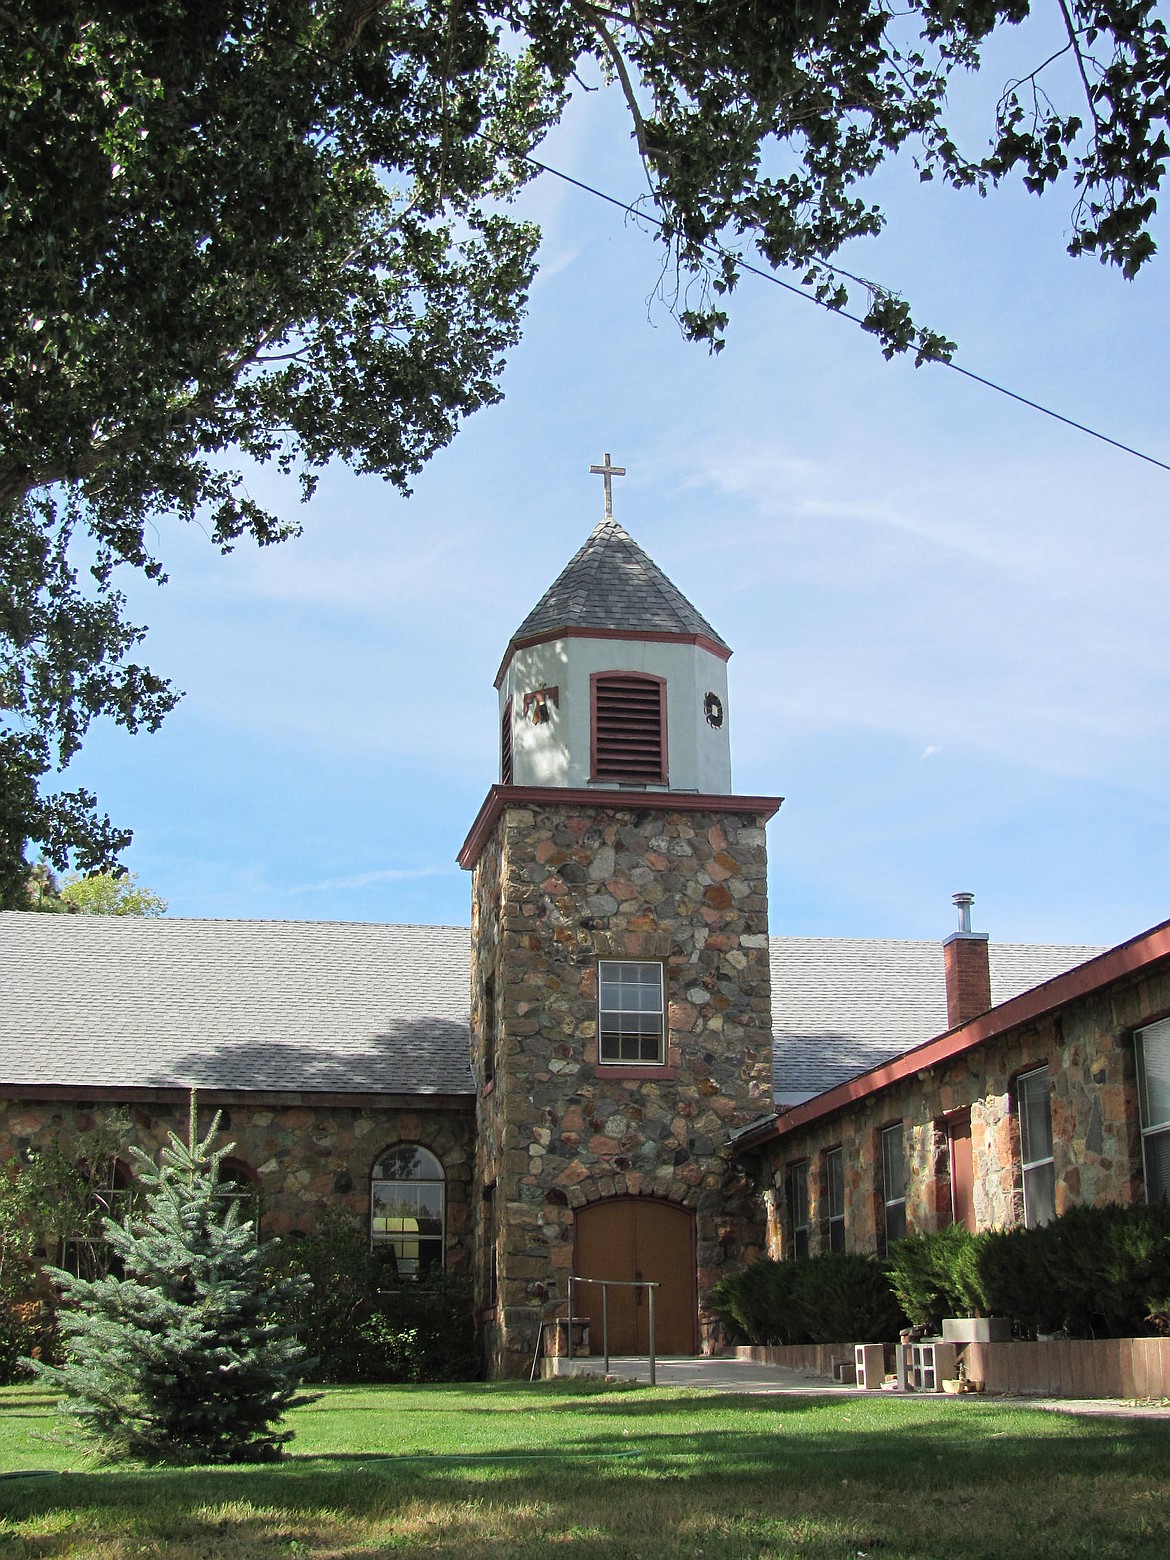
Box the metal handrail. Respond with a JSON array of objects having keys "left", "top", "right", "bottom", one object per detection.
[{"left": 565, "top": 1275, "right": 660, "bottom": 1385}]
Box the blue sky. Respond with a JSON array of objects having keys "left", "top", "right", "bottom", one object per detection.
[{"left": 64, "top": 37, "right": 1170, "bottom": 948}]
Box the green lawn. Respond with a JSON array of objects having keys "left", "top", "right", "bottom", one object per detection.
[{"left": 0, "top": 1381, "right": 1167, "bottom": 1558}]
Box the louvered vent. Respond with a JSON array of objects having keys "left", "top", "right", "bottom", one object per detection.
[
  {"left": 501, "top": 697, "right": 514, "bottom": 784},
  {"left": 591, "top": 673, "right": 666, "bottom": 783}
]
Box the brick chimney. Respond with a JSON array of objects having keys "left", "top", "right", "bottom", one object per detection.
[{"left": 943, "top": 891, "right": 991, "bottom": 1029}]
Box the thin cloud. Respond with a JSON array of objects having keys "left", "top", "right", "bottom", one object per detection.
[{"left": 289, "top": 866, "right": 458, "bottom": 895}]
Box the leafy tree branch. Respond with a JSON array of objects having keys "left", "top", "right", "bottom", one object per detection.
[{"left": 2, "top": 0, "right": 1166, "bottom": 894}]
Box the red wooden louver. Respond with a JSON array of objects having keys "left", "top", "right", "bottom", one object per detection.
[
  {"left": 591, "top": 673, "right": 667, "bottom": 783},
  {"left": 501, "top": 697, "right": 514, "bottom": 784}
]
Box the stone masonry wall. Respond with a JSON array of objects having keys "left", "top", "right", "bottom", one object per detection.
[
  {"left": 761, "top": 960, "right": 1169, "bottom": 1259},
  {"left": 0, "top": 1095, "right": 475, "bottom": 1269},
  {"left": 470, "top": 798, "right": 776, "bottom": 1377}
]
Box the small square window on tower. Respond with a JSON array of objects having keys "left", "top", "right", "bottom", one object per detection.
[
  {"left": 598, "top": 960, "right": 665, "bottom": 1063},
  {"left": 590, "top": 673, "right": 667, "bottom": 784}
]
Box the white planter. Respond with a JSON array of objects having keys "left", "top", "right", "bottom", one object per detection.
[{"left": 941, "top": 1316, "right": 1011, "bottom": 1344}]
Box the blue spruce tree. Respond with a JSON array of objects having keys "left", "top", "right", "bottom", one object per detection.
[{"left": 37, "top": 1095, "right": 312, "bottom": 1462}]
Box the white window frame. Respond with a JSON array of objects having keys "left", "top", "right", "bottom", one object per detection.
[
  {"left": 786, "top": 1160, "right": 810, "bottom": 1259},
  {"left": 1136, "top": 1016, "right": 1170, "bottom": 1204},
  {"left": 370, "top": 1145, "right": 446, "bottom": 1280},
  {"left": 825, "top": 1146, "right": 846, "bottom": 1253},
  {"left": 1017, "top": 1066, "right": 1056, "bottom": 1228},
  {"left": 881, "top": 1124, "right": 907, "bottom": 1247},
  {"left": 598, "top": 960, "right": 665, "bottom": 1064}
]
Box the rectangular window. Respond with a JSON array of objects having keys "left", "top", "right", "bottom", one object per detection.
[
  {"left": 881, "top": 1124, "right": 907, "bottom": 1247},
  {"left": 786, "top": 1161, "right": 810, "bottom": 1259},
  {"left": 482, "top": 973, "right": 496, "bottom": 1086},
  {"left": 1136, "top": 1017, "right": 1170, "bottom": 1203},
  {"left": 825, "top": 1146, "right": 845, "bottom": 1252},
  {"left": 1017, "top": 1067, "right": 1056, "bottom": 1227},
  {"left": 591, "top": 673, "right": 667, "bottom": 784},
  {"left": 598, "top": 961, "right": 665, "bottom": 1063},
  {"left": 483, "top": 1184, "right": 498, "bottom": 1307}
]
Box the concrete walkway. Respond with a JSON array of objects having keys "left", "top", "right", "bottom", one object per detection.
[{"left": 546, "top": 1354, "right": 1170, "bottom": 1418}]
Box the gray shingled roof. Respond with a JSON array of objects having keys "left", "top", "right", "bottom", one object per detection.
[
  {"left": 0, "top": 914, "right": 1104, "bottom": 1101},
  {"left": 770, "top": 936, "right": 1106, "bottom": 1102},
  {"left": 511, "top": 519, "right": 729, "bottom": 649},
  {"left": 0, "top": 915, "right": 474, "bottom": 1096}
]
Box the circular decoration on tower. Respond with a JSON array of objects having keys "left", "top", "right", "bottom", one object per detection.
[{"left": 703, "top": 692, "right": 724, "bottom": 729}]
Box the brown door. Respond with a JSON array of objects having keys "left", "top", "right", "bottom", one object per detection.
[
  {"left": 949, "top": 1115, "right": 977, "bottom": 1232},
  {"left": 575, "top": 1198, "right": 696, "bottom": 1355}
]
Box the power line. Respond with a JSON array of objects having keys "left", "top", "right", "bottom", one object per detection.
[{"left": 495, "top": 141, "right": 1170, "bottom": 478}]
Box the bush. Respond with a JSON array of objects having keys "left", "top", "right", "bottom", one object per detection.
[
  {"left": 710, "top": 1258, "right": 805, "bottom": 1345},
  {"left": 885, "top": 1225, "right": 986, "bottom": 1332},
  {"left": 888, "top": 1203, "right": 1170, "bottom": 1340},
  {"left": 1030, "top": 1202, "right": 1170, "bottom": 1339},
  {"left": 711, "top": 1253, "right": 904, "bottom": 1346},
  {"left": 0, "top": 1287, "right": 50, "bottom": 1385},
  {"left": 272, "top": 1214, "right": 387, "bottom": 1382},
  {"left": 976, "top": 1222, "right": 1065, "bottom": 1337},
  {"left": 273, "top": 1216, "right": 481, "bottom": 1382},
  {"left": 794, "top": 1252, "right": 906, "bottom": 1344},
  {"left": 359, "top": 1274, "right": 481, "bottom": 1383}
]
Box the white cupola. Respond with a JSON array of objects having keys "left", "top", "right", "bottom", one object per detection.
[{"left": 495, "top": 506, "right": 733, "bottom": 795}]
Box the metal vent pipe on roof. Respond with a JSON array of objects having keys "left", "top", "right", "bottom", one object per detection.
[{"left": 952, "top": 891, "right": 975, "bottom": 935}]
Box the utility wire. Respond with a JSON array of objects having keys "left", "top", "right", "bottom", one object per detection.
[{"left": 494, "top": 141, "right": 1170, "bottom": 478}]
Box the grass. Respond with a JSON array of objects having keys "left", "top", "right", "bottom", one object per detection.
[{"left": 0, "top": 1380, "right": 1167, "bottom": 1558}]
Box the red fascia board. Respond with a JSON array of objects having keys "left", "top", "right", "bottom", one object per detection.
[
  {"left": 458, "top": 784, "right": 783, "bottom": 870},
  {"left": 758, "top": 916, "right": 1170, "bottom": 1146},
  {"left": 494, "top": 627, "right": 732, "bottom": 689}
]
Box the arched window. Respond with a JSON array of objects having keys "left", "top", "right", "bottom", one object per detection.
[
  {"left": 63, "top": 1159, "right": 133, "bottom": 1279},
  {"left": 370, "top": 1145, "right": 445, "bottom": 1279},
  {"left": 218, "top": 1157, "right": 262, "bottom": 1235}
]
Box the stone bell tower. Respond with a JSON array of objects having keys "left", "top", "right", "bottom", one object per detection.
[{"left": 459, "top": 461, "right": 781, "bottom": 1377}]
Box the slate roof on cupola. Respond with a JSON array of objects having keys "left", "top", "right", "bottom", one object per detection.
[
  {"left": 0, "top": 914, "right": 475, "bottom": 1097},
  {"left": 510, "top": 518, "right": 730, "bottom": 650}
]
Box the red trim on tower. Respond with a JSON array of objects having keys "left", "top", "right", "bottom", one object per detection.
[
  {"left": 457, "top": 785, "right": 783, "bottom": 870},
  {"left": 495, "top": 626, "right": 731, "bottom": 689}
]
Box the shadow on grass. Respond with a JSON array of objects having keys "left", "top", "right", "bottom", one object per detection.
[{"left": 1, "top": 1411, "right": 1168, "bottom": 1555}]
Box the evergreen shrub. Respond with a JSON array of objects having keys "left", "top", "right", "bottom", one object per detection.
[
  {"left": 888, "top": 1202, "right": 1170, "bottom": 1339},
  {"left": 274, "top": 1217, "right": 481, "bottom": 1382},
  {"left": 885, "top": 1224, "right": 987, "bottom": 1331},
  {"left": 794, "top": 1252, "right": 906, "bottom": 1344},
  {"left": 37, "top": 1102, "right": 312, "bottom": 1464},
  {"left": 710, "top": 1253, "right": 904, "bottom": 1345},
  {"left": 710, "top": 1258, "right": 804, "bottom": 1344}
]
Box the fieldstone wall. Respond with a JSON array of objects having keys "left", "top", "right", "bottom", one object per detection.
[
  {"left": 0, "top": 1095, "right": 475, "bottom": 1268},
  {"left": 762, "top": 960, "right": 1169, "bottom": 1258},
  {"left": 470, "top": 797, "right": 776, "bottom": 1377}
]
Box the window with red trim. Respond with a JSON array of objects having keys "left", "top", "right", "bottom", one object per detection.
[{"left": 590, "top": 673, "right": 666, "bottom": 783}]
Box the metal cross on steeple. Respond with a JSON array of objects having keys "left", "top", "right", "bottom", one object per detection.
[{"left": 589, "top": 452, "right": 626, "bottom": 518}]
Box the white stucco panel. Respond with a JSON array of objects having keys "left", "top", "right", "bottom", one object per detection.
[{"left": 500, "top": 637, "right": 732, "bottom": 793}]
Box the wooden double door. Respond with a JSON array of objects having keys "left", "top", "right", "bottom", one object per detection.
[{"left": 575, "top": 1198, "right": 697, "bottom": 1356}]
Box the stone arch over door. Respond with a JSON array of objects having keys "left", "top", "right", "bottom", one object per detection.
[{"left": 574, "top": 1197, "right": 697, "bottom": 1356}]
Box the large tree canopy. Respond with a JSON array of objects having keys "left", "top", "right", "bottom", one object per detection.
[{"left": 2, "top": 0, "right": 1166, "bottom": 902}]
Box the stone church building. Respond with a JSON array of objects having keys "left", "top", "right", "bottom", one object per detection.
[{"left": 2, "top": 504, "right": 1158, "bottom": 1376}]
